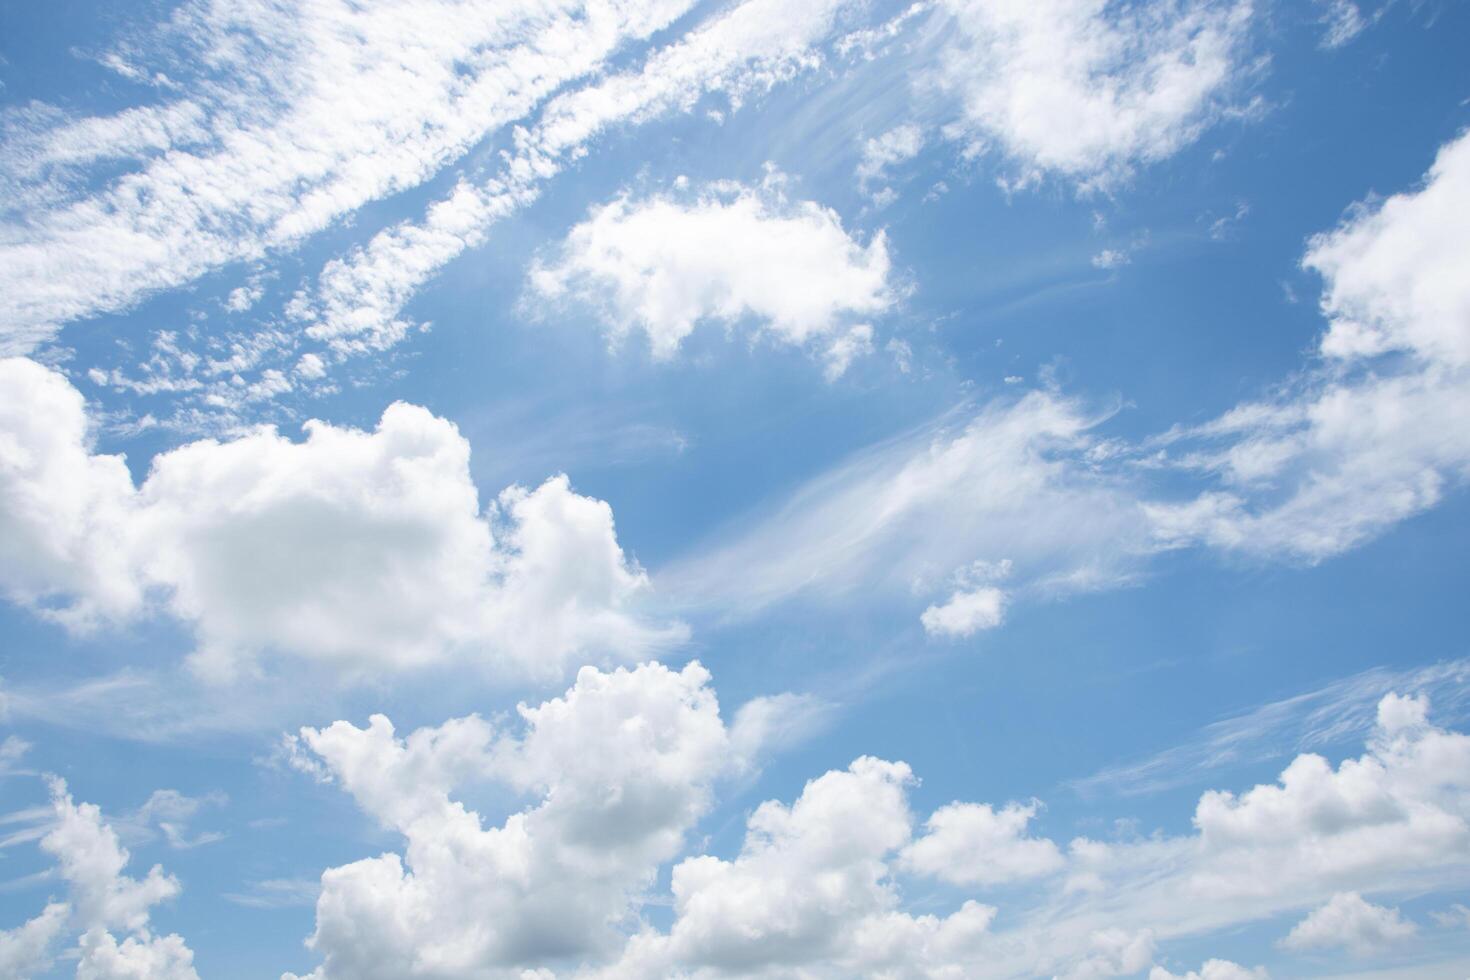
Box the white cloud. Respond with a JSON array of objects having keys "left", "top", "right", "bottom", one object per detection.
[
  {"left": 221, "top": 878, "right": 321, "bottom": 910},
  {"left": 1150, "top": 960, "right": 1269, "bottom": 980},
  {"left": 1058, "top": 928, "right": 1157, "bottom": 980},
  {"left": 286, "top": 662, "right": 738, "bottom": 979},
  {"left": 529, "top": 179, "right": 892, "bottom": 368},
  {"left": 901, "top": 799, "right": 1065, "bottom": 885},
  {"left": 0, "top": 902, "right": 68, "bottom": 979},
  {"left": 0, "top": 357, "right": 681, "bottom": 682},
  {"left": 1279, "top": 892, "right": 1417, "bottom": 956},
  {"left": 0, "top": 778, "right": 199, "bottom": 979},
  {"left": 270, "top": 681, "right": 1470, "bottom": 979},
  {"left": 921, "top": 585, "right": 1008, "bottom": 637},
  {"left": 1316, "top": 0, "right": 1367, "bottom": 49},
  {"left": 857, "top": 123, "right": 925, "bottom": 184},
  {"left": 606, "top": 756, "right": 998, "bottom": 978},
  {"left": 1147, "top": 130, "right": 1470, "bottom": 560},
  {"left": 1071, "top": 658, "right": 1470, "bottom": 798},
  {"left": 823, "top": 324, "right": 877, "bottom": 380},
  {"left": 0, "top": 358, "right": 144, "bottom": 628},
  {"left": 935, "top": 0, "right": 1255, "bottom": 191},
  {"left": 662, "top": 389, "right": 1149, "bottom": 624},
  {"left": 76, "top": 928, "right": 200, "bottom": 980},
  {"left": 40, "top": 778, "right": 181, "bottom": 935},
  {"left": 1306, "top": 131, "right": 1470, "bottom": 369},
  {"left": 296, "top": 0, "right": 863, "bottom": 357},
  {"left": 0, "top": 0, "right": 695, "bottom": 353},
  {"left": 1092, "top": 248, "right": 1131, "bottom": 270}
]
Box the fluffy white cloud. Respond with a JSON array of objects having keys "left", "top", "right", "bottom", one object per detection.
[
  {"left": 1148, "top": 130, "right": 1470, "bottom": 560},
  {"left": 0, "top": 0, "right": 695, "bottom": 352},
  {"left": 0, "top": 358, "right": 142, "bottom": 627},
  {"left": 1279, "top": 892, "right": 1416, "bottom": 956},
  {"left": 901, "top": 799, "right": 1064, "bottom": 886},
  {"left": 936, "top": 0, "right": 1254, "bottom": 190},
  {"left": 921, "top": 585, "right": 1008, "bottom": 638},
  {"left": 1150, "top": 960, "right": 1269, "bottom": 980},
  {"left": 1046, "top": 693, "right": 1470, "bottom": 958},
  {"left": 529, "top": 178, "right": 892, "bottom": 372},
  {"left": 0, "top": 779, "right": 199, "bottom": 980},
  {"left": 0, "top": 357, "right": 680, "bottom": 681},
  {"left": 1058, "top": 928, "right": 1156, "bottom": 980},
  {"left": 0, "top": 902, "right": 68, "bottom": 979},
  {"left": 285, "top": 661, "right": 733, "bottom": 979},
  {"left": 40, "top": 779, "right": 182, "bottom": 934},
  {"left": 607, "top": 756, "right": 997, "bottom": 978},
  {"left": 76, "top": 928, "right": 200, "bottom": 980},
  {"left": 274, "top": 680, "right": 1470, "bottom": 979},
  {"left": 1306, "top": 130, "right": 1470, "bottom": 369}
]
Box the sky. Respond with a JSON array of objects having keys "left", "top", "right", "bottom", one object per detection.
[{"left": 0, "top": 0, "right": 1469, "bottom": 977}]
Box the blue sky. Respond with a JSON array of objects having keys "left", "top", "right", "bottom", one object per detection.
[{"left": 2, "top": 0, "right": 1469, "bottom": 977}]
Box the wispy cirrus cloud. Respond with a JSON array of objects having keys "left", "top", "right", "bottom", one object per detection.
[{"left": 0, "top": 0, "right": 695, "bottom": 353}]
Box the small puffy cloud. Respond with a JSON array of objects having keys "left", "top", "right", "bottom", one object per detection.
[
  {"left": 921, "top": 585, "right": 1008, "bottom": 637},
  {"left": 936, "top": 0, "right": 1255, "bottom": 191},
  {"left": 0, "top": 357, "right": 681, "bottom": 682},
  {"left": 294, "top": 352, "right": 327, "bottom": 380},
  {"left": 857, "top": 124, "right": 924, "bottom": 184},
  {"left": 823, "top": 323, "right": 875, "bottom": 380},
  {"left": 1092, "top": 248, "right": 1131, "bottom": 270},
  {"left": 529, "top": 178, "right": 892, "bottom": 368},
  {"left": 1279, "top": 892, "right": 1417, "bottom": 956},
  {"left": 1150, "top": 960, "right": 1269, "bottom": 980},
  {"left": 901, "top": 799, "right": 1065, "bottom": 886}
]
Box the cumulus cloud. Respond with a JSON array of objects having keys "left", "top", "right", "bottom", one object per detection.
[
  {"left": 285, "top": 662, "right": 735, "bottom": 979},
  {"left": 0, "top": 778, "right": 198, "bottom": 979},
  {"left": 0, "top": 902, "right": 68, "bottom": 979},
  {"left": 0, "top": 357, "right": 680, "bottom": 681},
  {"left": 529, "top": 177, "right": 892, "bottom": 372},
  {"left": 901, "top": 799, "right": 1064, "bottom": 885},
  {"left": 1279, "top": 892, "right": 1416, "bottom": 956},
  {"left": 607, "top": 756, "right": 998, "bottom": 978},
  {"left": 921, "top": 585, "right": 1008, "bottom": 637},
  {"left": 935, "top": 0, "right": 1255, "bottom": 191},
  {"left": 271, "top": 682, "right": 1470, "bottom": 978},
  {"left": 1058, "top": 928, "right": 1157, "bottom": 980}
]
